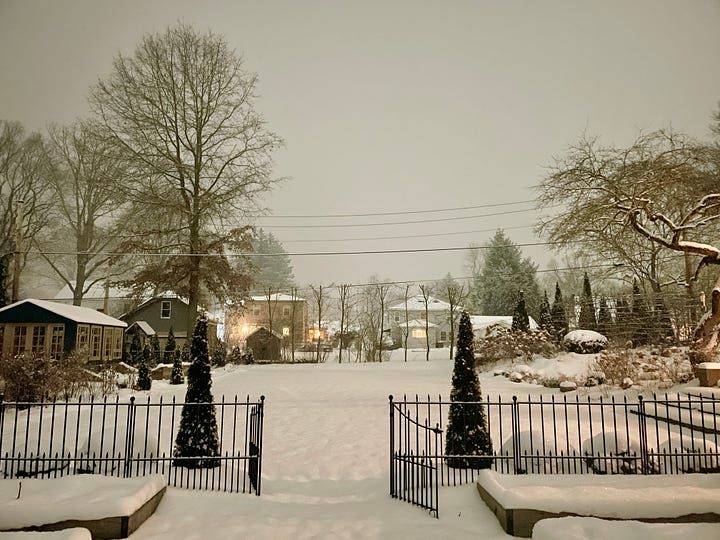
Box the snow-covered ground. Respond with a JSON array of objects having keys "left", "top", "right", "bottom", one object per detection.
[{"left": 1, "top": 348, "right": 718, "bottom": 539}]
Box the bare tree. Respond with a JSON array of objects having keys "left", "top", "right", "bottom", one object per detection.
[
  {"left": 310, "top": 285, "right": 325, "bottom": 363},
  {"left": 90, "top": 24, "right": 282, "bottom": 335},
  {"left": 0, "top": 121, "right": 53, "bottom": 300},
  {"left": 537, "top": 129, "right": 720, "bottom": 356},
  {"left": 375, "top": 282, "right": 390, "bottom": 362},
  {"left": 419, "top": 284, "right": 433, "bottom": 362},
  {"left": 337, "top": 283, "right": 351, "bottom": 364},
  {"left": 40, "top": 121, "right": 126, "bottom": 305},
  {"left": 263, "top": 286, "right": 279, "bottom": 335},
  {"left": 446, "top": 281, "right": 467, "bottom": 360},
  {"left": 402, "top": 283, "right": 412, "bottom": 362}
]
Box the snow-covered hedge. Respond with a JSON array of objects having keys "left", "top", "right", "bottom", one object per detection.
[{"left": 563, "top": 330, "right": 608, "bottom": 354}]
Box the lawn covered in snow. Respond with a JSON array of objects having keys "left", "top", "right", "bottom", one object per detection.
[{"left": 2, "top": 348, "right": 718, "bottom": 539}]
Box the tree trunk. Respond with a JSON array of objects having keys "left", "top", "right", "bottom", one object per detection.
[{"left": 692, "top": 276, "right": 720, "bottom": 364}]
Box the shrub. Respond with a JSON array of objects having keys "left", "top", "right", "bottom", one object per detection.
[
  {"left": 475, "top": 327, "right": 557, "bottom": 366},
  {"left": 563, "top": 330, "right": 608, "bottom": 354}
]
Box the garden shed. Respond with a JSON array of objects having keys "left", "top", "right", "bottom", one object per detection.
[
  {"left": 246, "top": 327, "right": 281, "bottom": 362},
  {"left": 0, "top": 298, "right": 127, "bottom": 363}
]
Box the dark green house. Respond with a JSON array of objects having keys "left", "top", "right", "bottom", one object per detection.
[{"left": 0, "top": 298, "right": 127, "bottom": 362}]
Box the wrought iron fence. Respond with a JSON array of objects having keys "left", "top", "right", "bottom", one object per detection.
[
  {"left": 0, "top": 393, "right": 265, "bottom": 495},
  {"left": 389, "top": 392, "right": 720, "bottom": 517}
]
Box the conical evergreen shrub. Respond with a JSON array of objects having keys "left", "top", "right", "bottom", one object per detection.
[
  {"left": 173, "top": 312, "right": 220, "bottom": 468},
  {"left": 578, "top": 272, "right": 597, "bottom": 330},
  {"left": 597, "top": 297, "right": 613, "bottom": 336},
  {"left": 170, "top": 350, "right": 184, "bottom": 385},
  {"left": 164, "top": 327, "right": 177, "bottom": 363},
  {"left": 631, "top": 280, "right": 650, "bottom": 346},
  {"left": 550, "top": 282, "right": 568, "bottom": 342},
  {"left": 137, "top": 347, "right": 152, "bottom": 390},
  {"left": 148, "top": 334, "right": 161, "bottom": 367},
  {"left": 539, "top": 291, "right": 553, "bottom": 333},
  {"left": 445, "top": 311, "right": 493, "bottom": 469},
  {"left": 512, "top": 290, "right": 530, "bottom": 332}
]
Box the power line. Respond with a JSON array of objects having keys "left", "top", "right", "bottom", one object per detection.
[
  {"left": 252, "top": 199, "right": 537, "bottom": 219},
  {"left": 257, "top": 208, "right": 536, "bottom": 229}
]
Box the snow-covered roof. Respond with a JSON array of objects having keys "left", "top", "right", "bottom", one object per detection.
[
  {"left": 398, "top": 319, "right": 437, "bottom": 328},
  {"left": 0, "top": 299, "right": 127, "bottom": 327},
  {"left": 388, "top": 295, "right": 456, "bottom": 312},
  {"left": 470, "top": 315, "right": 538, "bottom": 333},
  {"left": 128, "top": 321, "right": 156, "bottom": 335},
  {"left": 249, "top": 293, "right": 305, "bottom": 302}
]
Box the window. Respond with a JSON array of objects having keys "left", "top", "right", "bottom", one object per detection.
[
  {"left": 440, "top": 331, "right": 447, "bottom": 341},
  {"left": 282, "top": 327, "right": 290, "bottom": 337},
  {"left": 394, "top": 315, "right": 400, "bottom": 323},
  {"left": 113, "top": 328, "right": 123, "bottom": 359},
  {"left": 31, "top": 326, "right": 46, "bottom": 355},
  {"left": 252, "top": 306, "right": 261, "bottom": 316},
  {"left": 160, "top": 300, "right": 172, "bottom": 319},
  {"left": 420, "top": 312, "right": 427, "bottom": 320},
  {"left": 49, "top": 325, "right": 64, "bottom": 359},
  {"left": 103, "top": 328, "right": 113, "bottom": 360},
  {"left": 282, "top": 306, "right": 291, "bottom": 317},
  {"left": 412, "top": 329, "right": 426, "bottom": 339},
  {"left": 12, "top": 326, "right": 28, "bottom": 355},
  {"left": 76, "top": 325, "right": 89, "bottom": 352},
  {"left": 90, "top": 327, "right": 102, "bottom": 359}
]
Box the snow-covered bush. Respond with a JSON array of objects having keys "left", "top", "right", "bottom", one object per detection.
[
  {"left": 581, "top": 432, "right": 641, "bottom": 474},
  {"left": 475, "top": 327, "right": 557, "bottom": 366},
  {"left": 563, "top": 330, "right": 608, "bottom": 354},
  {"left": 654, "top": 435, "right": 719, "bottom": 473},
  {"left": 499, "top": 430, "right": 584, "bottom": 474},
  {"left": 595, "top": 346, "right": 692, "bottom": 388}
]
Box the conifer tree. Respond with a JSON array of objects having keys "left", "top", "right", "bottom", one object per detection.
[
  {"left": 148, "top": 334, "right": 161, "bottom": 367},
  {"left": 578, "top": 272, "right": 597, "bottom": 330},
  {"left": 170, "top": 350, "right": 184, "bottom": 385},
  {"left": 511, "top": 290, "right": 530, "bottom": 332},
  {"left": 550, "top": 282, "right": 569, "bottom": 342},
  {"left": 538, "top": 291, "right": 553, "bottom": 333},
  {"left": 596, "top": 297, "right": 613, "bottom": 336},
  {"left": 137, "top": 347, "right": 152, "bottom": 390},
  {"left": 173, "top": 312, "right": 220, "bottom": 468},
  {"left": 128, "top": 333, "right": 142, "bottom": 365},
  {"left": 615, "top": 297, "right": 633, "bottom": 342},
  {"left": 163, "top": 327, "right": 177, "bottom": 363},
  {"left": 445, "top": 311, "right": 493, "bottom": 469}
]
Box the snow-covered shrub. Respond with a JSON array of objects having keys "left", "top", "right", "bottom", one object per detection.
[
  {"left": 595, "top": 346, "right": 692, "bottom": 388},
  {"left": 559, "top": 380, "right": 577, "bottom": 392},
  {"left": 581, "top": 432, "right": 641, "bottom": 474},
  {"left": 498, "top": 430, "right": 584, "bottom": 473},
  {"left": 475, "top": 327, "right": 557, "bottom": 366},
  {"left": 563, "top": 330, "right": 608, "bottom": 354},
  {"left": 654, "top": 435, "right": 719, "bottom": 473}
]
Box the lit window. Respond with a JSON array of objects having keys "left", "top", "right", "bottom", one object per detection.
[
  {"left": 31, "top": 326, "right": 46, "bottom": 355},
  {"left": 160, "top": 301, "right": 171, "bottom": 319},
  {"left": 282, "top": 327, "right": 290, "bottom": 337},
  {"left": 412, "top": 329, "right": 426, "bottom": 339},
  {"left": 49, "top": 325, "right": 64, "bottom": 359},
  {"left": 90, "top": 327, "right": 102, "bottom": 359},
  {"left": 12, "top": 326, "right": 28, "bottom": 355}
]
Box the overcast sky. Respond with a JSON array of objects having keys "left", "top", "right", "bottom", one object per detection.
[{"left": 1, "top": 0, "right": 719, "bottom": 290}]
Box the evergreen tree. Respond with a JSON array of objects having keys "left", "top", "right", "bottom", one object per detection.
[
  {"left": 511, "top": 290, "right": 530, "bottom": 332},
  {"left": 471, "top": 229, "right": 541, "bottom": 317},
  {"left": 211, "top": 344, "right": 227, "bottom": 367},
  {"left": 173, "top": 312, "right": 220, "bottom": 468},
  {"left": 137, "top": 347, "right": 152, "bottom": 390},
  {"left": 250, "top": 229, "right": 295, "bottom": 289},
  {"left": 631, "top": 280, "right": 650, "bottom": 346},
  {"left": 577, "top": 272, "right": 597, "bottom": 330},
  {"left": 148, "top": 334, "right": 161, "bottom": 367},
  {"left": 596, "top": 297, "right": 613, "bottom": 336},
  {"left": 550, "top": 282, "right": 569, "bottom": 342},
  {"left": 445, "top": 311, "right": 493, "bottom": 469},
  {"left": 538, "top": 290, "right": 553, "bottom": 333},
  {"left": 128, "top": 333, "right": 142, "bottom": 365},
  {"left": 163, "top": 327, "right": 177, "bottom": 364},
  {"left": 653, "top": 297, "right": 676, "bottom": 344},
  {"left": 0, "top": 255, "right": 10, "bottom": 308},
  {"left": 170, "top": 350, "right": 184, "bottom": 385},
  {"left": 615, "top": 297, "right": 633, "bottom": 342}
]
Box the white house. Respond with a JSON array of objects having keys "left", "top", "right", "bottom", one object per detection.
[
  {"left": 470, "top": 315, "right": 538, "bottom": 338},
  {"left": 388, "top": 295, "right": 460, "bottom": 348}
]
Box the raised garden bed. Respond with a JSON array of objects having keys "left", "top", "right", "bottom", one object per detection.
[
  {"left": 475, "top": 470, "right": 720, "bottom": 538},
  {"left": 0, "top": 475, "right": 166, "bottom": 539}
]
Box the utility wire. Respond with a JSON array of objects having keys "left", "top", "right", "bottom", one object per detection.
[{"left": 251, "top": 199, "right": 537, "bottom": 218}]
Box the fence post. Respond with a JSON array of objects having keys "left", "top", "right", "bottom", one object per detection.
[
  {"left": 637, "top": 395, "right": 649, "bottom": 474},
  {"left": 124, "top": 397, "right": 136, "bottom": 478},
  {"left": 0, "top": 393, "right": 4, "bottom": 460},
  {"left": 511, "top": 396, "right": 521, "bottom": 473},
  {"left": 389, "top": 395, "right": 394, "bottom": 497},
  {"left": 256, "top": 395, "right": 265, "bottom": 496}
]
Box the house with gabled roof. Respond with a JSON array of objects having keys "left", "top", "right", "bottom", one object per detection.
[
  {"left": 225, "top": 293, "right": 308, "bottom": 350},
  {"left": 387, "top": 295, "right": 460, "bottom": 348},
  {"left": 0, "top": 299, "right": 126, "bottom": 362}
]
